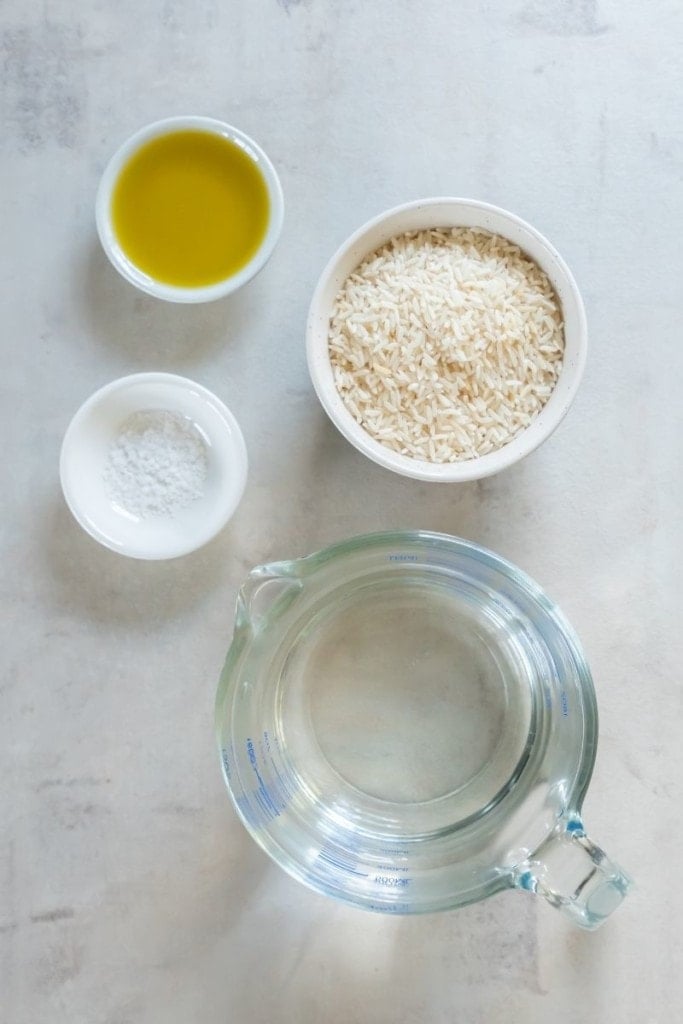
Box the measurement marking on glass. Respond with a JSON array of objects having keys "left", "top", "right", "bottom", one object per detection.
[
  {"left": 246, "top": 737, "right": 281, "bottom": 818},
  {"left": 318, "top": 842, "right": 368, "bottom": 878},
  {"left": 263, "top": 730, "right": 295, "bottom": 802}
]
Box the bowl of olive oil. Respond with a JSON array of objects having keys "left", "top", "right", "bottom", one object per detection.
[{"left": 96, "top": 116, "right": 284, "bottom": 303}]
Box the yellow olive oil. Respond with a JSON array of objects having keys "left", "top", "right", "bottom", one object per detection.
[{"left": 111, "top": 130, "right": 270, "bottom": 287}]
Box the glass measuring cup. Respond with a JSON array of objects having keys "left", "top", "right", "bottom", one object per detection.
[{"left": 215, "top": 532, "right": 631, "bottom": 928}]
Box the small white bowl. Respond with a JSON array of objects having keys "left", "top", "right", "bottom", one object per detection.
[
  {"left": 60, "top": 373, "right": 248, "bottom": 560},
  {"left": 96, "top": 116, "right": 284, "bottom": 303},
  {"left": 306, "top": 198, "right": 587, "bottom": 483}
]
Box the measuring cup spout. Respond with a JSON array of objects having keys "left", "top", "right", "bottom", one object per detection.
[
  {"left": 235, "top": 564, "right": 304, "bottom": 634},
  {"left": 513, "top": 817, "right": 632, "bottom": 929}
]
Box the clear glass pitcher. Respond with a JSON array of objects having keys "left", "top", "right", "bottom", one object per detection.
[{"left": 215, "top": 532, "right": 631, "bottom": 929}]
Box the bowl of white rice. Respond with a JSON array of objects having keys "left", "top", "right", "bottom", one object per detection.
[{"left": 306, "top": 198, "right": 587, "bottom": 482}]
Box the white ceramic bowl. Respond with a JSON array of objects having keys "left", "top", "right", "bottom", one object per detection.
[
  {"left": 60, "top": 373, "right": 248, "bottom": 559},
  {"left": 307, "top": 198, "right": 587, "bottom": 482},
  {"left": 96, "top": 116, "right": 284, "bottom": 303}
]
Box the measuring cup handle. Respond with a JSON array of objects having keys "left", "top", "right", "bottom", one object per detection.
[{"left": 514, "top": 818, "right": 632, "bottom": 930}]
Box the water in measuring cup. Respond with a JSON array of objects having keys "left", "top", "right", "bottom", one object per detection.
[{"left": 276, "top": 571, "right": 537, "bottom": 839}]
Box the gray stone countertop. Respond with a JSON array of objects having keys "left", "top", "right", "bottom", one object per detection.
[{"left": 2, "top": 1, "right": 681, "bottom": 1021}]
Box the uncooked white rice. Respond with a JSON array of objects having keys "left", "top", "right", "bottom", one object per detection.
[{"left": 328, "top": 228, "right": 564, "bottom": 463}]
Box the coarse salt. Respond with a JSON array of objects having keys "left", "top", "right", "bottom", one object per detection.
[{"left": 103, "top": 409, "right": 208, "bottom": 518}]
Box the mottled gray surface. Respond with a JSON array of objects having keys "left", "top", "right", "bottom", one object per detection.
[{"left": 1, "top": 1, "right": 682, "bottom": 1021}]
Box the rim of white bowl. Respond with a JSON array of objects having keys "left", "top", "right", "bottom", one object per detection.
[
  {"left": 95, "top": 116, "right": 285, "bottom": 304},
  {"left": 59, "top": 372, "right": 248, "bottom": 559},
  {"left": 306, "top": 197, "right": 588, "bottom": 483}
]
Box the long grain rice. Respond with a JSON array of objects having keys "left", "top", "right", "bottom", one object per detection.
[{"left": 328, "top": 228, "right": 564, "bottom": 463}]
